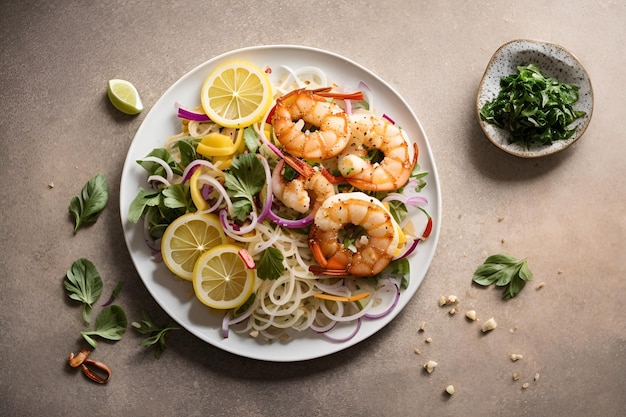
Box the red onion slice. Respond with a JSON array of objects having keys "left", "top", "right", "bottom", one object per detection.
[{"left": 363, "top": 281, "right": 400, "bottom": 319}]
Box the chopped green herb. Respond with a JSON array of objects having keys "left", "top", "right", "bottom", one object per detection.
[
  {"left": 69, "top": 173, "right": 109, "bottom": 233},
  {"left": 80, "top": 305, "right": 127, "bottom": 348},
  {"left": 64, "top": 258, "right": 103, "bottom": 323},
  {"left": 480, "top": 64, "right": 586, "bottom": 147},
  {"left": 472, "top": 254, "right": 533, "bottom": 299}
]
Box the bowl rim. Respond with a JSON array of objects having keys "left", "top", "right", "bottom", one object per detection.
[{"left": 476, "top": 38, "right": 594, "bottom": 158}]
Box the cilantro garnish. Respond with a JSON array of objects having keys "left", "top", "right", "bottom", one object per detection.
[{"left": 224, "top": 153, "right": 266, "bottom": 221}]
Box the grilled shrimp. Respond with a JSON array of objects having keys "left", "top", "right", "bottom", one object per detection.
[
  {"left": 271, "top": 89, "right": 351, "bottom": 161},
  {"left": 338, "top": 113, "right": 418, "bottom": 191},
  {"left": 272, "top": 159, "right": 335, "bottom": 214},
  {"left": 308, "top": 192, "right": 400, "bottom": 276}
]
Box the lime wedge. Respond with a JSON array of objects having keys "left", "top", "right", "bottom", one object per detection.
[{"left": 107, "top": 79, "right": 143, "bottom": 115}]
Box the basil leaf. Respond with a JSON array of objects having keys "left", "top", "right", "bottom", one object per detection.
[
  {"left": 64, "top": 258, "right": 103, "bottom": 323},
  {"left": 472, "top": 254, "right": 533, "bottom": 299},
  {"left": 69, "top": 173, "right": 108, "bottom": 233},
  {"left": 80, "top": 305, "right": 127, "bottom": 348}
]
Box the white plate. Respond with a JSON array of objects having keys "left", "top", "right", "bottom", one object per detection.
[
  {"left": 120, "top": 45, "right": 441, "bottom": 362},
  {"left": 476, "top": 39, "right": 593, "bottom": 158}
]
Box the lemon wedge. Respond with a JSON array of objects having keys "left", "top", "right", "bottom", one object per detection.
[
  {"left": 200, "top": 60, "right": 272, "bottom": 128},
  {"left": 107, "top": 79, "right": 143, "bottom": 115},
  {"left": 192, "top": 244, "right": 256, "bottom": 309},
  {"left": 160, "top": 212, "right": 227, "bottom": 281}
]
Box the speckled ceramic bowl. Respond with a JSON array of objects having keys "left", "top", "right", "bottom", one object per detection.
[{"left": 476, "top": 39, "right": 593, "bottom": 158}]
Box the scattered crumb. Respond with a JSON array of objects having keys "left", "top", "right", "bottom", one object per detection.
[
  {"left": 447, "top": 295, "right": 459, "bottom": 304},
  {"left": 512, "top": 372, "right": 521, "bottom": 381},
  {"left": 463, "top": 252, "right": 467, "bottom": 257},
  {"left": 424, "top": 360, "right": 438, "bottom": 374},
  {"left": 557, "top": 268, "right": 564, "bottom": 275},
  {"left": 509, "top": 325, "right": 518, "bottom": 333},
  {"left": 481, "top": 317, "right": 497, "bottom": 332},
  {"left": 534, "top": 373, "right": 540, "bottom": 381},
  {"left": 249, "top": 330, "right": 259, "bottom": 338},
  {"left": 445, "top": 385, "right": 455, "bottom": 395},
  {"left": 414, "top": 348, "right": 422, "bottom": 355},
  {"left": 48, "top": 182, "right": 55, "bottom": 189},
  {"left": 510, "top": 354, "right": 523, "bottom": 362},
  {"left": 536, "top": 282, "right": 545, "bottom": 290},
  {"left": 498, "top": 216, "right": 505, "bottom": 222},
  {"left": 425, "top": 337, "right": 433, "bottom": 344},
  {"left": 440, "top": 295, "right": 459, "bottom": 307},
  {"left": 522, "top": 382, "right": 529, "bottom": 389},
  {"left": 501, "top": 238, "right": 505, "bottom": 244},
  {"left": 465, "top": 310, "right": 477, "bottom": 321},
  {"left": 419, "top": 321, "right": 427, "bottom": 332},
  {"left": 449, "top": 307, "right": 458, "bottom": 315}
]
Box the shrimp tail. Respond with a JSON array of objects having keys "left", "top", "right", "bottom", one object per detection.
[{"left": 283, "top": 154, "right": 315, "bottom": 178}]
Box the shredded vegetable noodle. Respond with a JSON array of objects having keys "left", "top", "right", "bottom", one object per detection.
[{"left": 129, "top": 64, "right": 433, "bottom": 342}]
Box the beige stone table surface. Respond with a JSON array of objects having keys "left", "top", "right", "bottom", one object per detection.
[{"left": 1, "top": 1, "right": 624, "bottom": 416}]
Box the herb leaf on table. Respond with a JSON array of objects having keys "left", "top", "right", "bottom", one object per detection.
[
  {"left": 80, "top": 305, "right": 127, "bottom": 348},
  {"left": 472, "top": 254, "right": 533, "bottom": 299},
  {"left": 64, "top": 258, "right": 103, "bottom": 323},
  {"left": 69, "top": 173, "right": 109, "bottom": 233}
]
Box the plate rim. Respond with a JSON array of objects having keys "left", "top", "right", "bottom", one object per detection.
[{"left": 119, "top": 44, "right": 442, "bottom": 362}]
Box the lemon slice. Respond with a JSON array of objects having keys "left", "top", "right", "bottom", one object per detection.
[
  {"left": 161, "top": 212, "right": 227, "bottom": 281},
  {"left": 200, "top": 60, "right": 272, "bottom": 128},
  {"left": 192, "top": 244, "right": 256, "bottom": 309},
  {"left": 107, "top": 79, "right": 143, "bottom": 115}
]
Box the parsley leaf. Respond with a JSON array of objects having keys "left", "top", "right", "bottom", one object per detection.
[
  {"left": 472, "top": 254, "right": 533, "bottom": 299},
  {"left": 132, "top": 311, "right": 180, "bottom": 359},
  {"left": 256, "top": 247, "right": 284, "bottom": 280},
  {"left": 69, "top": 173, "right": 109, "bottom": 233},
  {"left": 64, "top": 258, "right": 103, "bottom": 323},
  {"left": 224, "top": 153, "right": 266, "bottom": 221},
  {"left": 80, "top": 305, "right": 127, "bottom": 348}
]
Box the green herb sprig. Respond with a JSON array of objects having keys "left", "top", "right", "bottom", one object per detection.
[
  {"left": 69, "top": 173, "right": 109, "bottom": 233},
  {"left": 480, "top": 64, "right": 586, "bottom": 147},
  {"left": 132, "top": 311, "right": 180, "bottom": 359},
  {"left": 472, "top": 254, "right": 533, "bottom": 299}
]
